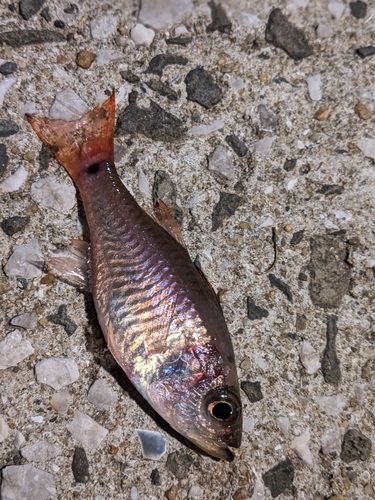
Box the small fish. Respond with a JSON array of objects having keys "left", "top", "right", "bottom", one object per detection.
[{"left": 27, "top": 93, "right": 242, "bottom": 460}]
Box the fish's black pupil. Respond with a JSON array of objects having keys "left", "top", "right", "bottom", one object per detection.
[
  {"left": 211, "top": 401, "right": 233, "bottom": 421},
  {"left": 87, "top": 163, "right": 100, "bottom": 174}
]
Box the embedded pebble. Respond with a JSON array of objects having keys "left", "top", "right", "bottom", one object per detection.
[
  {"left": 247, "top": 298, "right": 269, "bottom": 320},
  {"left": 241, "top": 381, "right": 263, "bottom": 402},
  {"left": 328, "top": 2, "right": 346, "bottom": 20},
  {"left": 243, "top": 416, "right": 255, "bottom": 433},
  {"left": 185, "top": 68, "right": 222, "bottom": 109},
  {"left": 152, "top": 170, "right": 183, "bottom": 224},
  {"left": 208, "top": 146, "right": 235, "bottom": 182},
  {"left": 1, "top": 215, "right": 30, "bottom": 236},
  {"left": 0, "top": 330, "right": 34, "bottom": 369},
  {"left": 10, "top": 312, "right": 38, "bottom": 329},
  {"left": 357, "top": 46, "right": 375, "bottom": 58},
  {"left": 138, "top": 0, "right": 194, "bottom": 30},
  {"left": 0, "top": 165, "right": 28, "bottom": 193},
  {"left": 287, "top": 178, "right": 298, "bottom": 191},
  {"left": 136, "top": 430, "right": 166, "bottom": 460},
  {"left": 277, "top": 416, "right": 290, "bottom": 436},
  {"left": 258, "top": 104, "right": 279, "bottom": 129},
  {"left": 290, "top": 428, "right": 313, "bottom": 465},
  {"left": 353, "top": 383, "right": 365, "bottom": 405},
  {"left": 268, "top": 274, "right": 293, "bottom": 303},
  {"left": 19, "top": 0, "right": 46, "bottom": 20},
  {"left": 31, "top": 175, "right": 76, "bottom": 212},
  {"left": 322, "top": 315, "right": 341, "bottom": 385},
  {"left": 316, "top": 395, "right": 345, "bottom": 416},
  {"left": 72, "top": 447, "right": 90, "bottom": 483},
  {"left": 290, "top": 229, "right": 304, "bottom": 246},
  {"left": 51, "top": 391, "right": 72, "bottom": 414},
  {"left": 87, "top": 379, "right": 118, "bottom": 411},
  {"left": 316, "top": 23, "right": 334, "bottom": 39},
  {"left": 0, "top": 465, "right": 57, "bottom": 500},
  {"left": 307, "top": 74, "right": 322, "bottom": 101},
  {"left": 341, "top": 429, "right": 372, "bottom": 462},
  {"left": 317, "top": 184, "right": 344, "bottom": 195},
  {"left": 300, "top": 341, "right": 320, "bottom": 374},
  {"left": 0, "top": 30, "right": 65, "bottom": 47},
  {"left": 0, "top": 119, "right": 19, "bottom": 137},
  {"left": 66, "top": 412, "right": 108, "bottom": 449},
  {"left": 0, "top": 416, "right": 9, "bottom": 442},
  {"left": 0, "top": 62, "right": 17, "bottom": 75},
  {"left": 130, "top": 487, "right": 142, "bottom": 500},
  {"left": 253, "top": 136, "right": 276, "bottom": 156},
  {"left": 350, "top": 1, "right": 367, "bottom": 18},
  {"left": 0, "top": 78, "right": 16, "bottom": 106},
  {"left": 21, "top": 441, "right": 62, "bottom": 462},
  {"left": 207, "top": 1, "right": 232, "bottom": 33},
  {"left": 145, "top": 53, "right": 188, "bottom": 77},
  {"left": 250, "top": 468, "right": 265, "bottom": 500},
  {"left": 321, "top": 427, "right": 341, "bottom": 455},
  {"left": 14, "top": 431, "right": 26, "bottom": 449},
  {"left": 314, "top": 106, "right": 331, "bottom": 121},
  {"left": 90, "top": 16, "right": 118, "bottom": 40},
  {"left": 130, "top": 24, "right": 155, "bottom": 47},
  {"left": 265, "top": 8, "right": 312, "bottom": 60},
  {"left": 190, "top": 120, "right": 224, "bottom": 136},
  {"left": 47, "top": 304, "right": 77, "bottom": 336},
  {"left": 211, "top": 192, "right": 242, "bottom": 231},
  {"left": 76, "top": 50, "right": 96, "bottom": 69},
  {"left": 357, "top": 137, "right": 375, "bottom": 160},
  {"left": 225, "top": 134, "right": 248, "bottom": 157},
  {"left": 165, "top": 451, "right": 193, "bottom": 479},
  {"left": 355, "top": 102, "right": 372, "bottom": 120},
  {"left": 35, "top": 357, "right": 79, "bottom": 390},
  {"left": 96, "top": 49, "right": 124, "bottom": 67},
  {"left": 239, "top": 13, "right": 260, "bottom": 31},
  {"left": 0, "top": 143, "right": 8, "bottom": 176},
  {"left": 40, "top": 6, "right": 51, "bottom": 22},
  {"left": 138, "top": 166, "right": 151, "bottom": 197},
  {"left": 188, "top": 485, "right": 204, "bottom": 498},
  {"left": 262, "top": 458, "right": 294, "bottom": 498},
  {"left": 49, "top": 89, "right": 89, "bottom": 120},
  {"left": 146, "top": 80, "right": 178, "bottom": 101},
  {"left": 4, "top": 239, "right": 43, "bottom": 279}
]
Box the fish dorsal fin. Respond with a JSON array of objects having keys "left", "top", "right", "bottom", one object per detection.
[
  {"left": 48, "top": 238, "right": 90, "bottom": 290},
  {"left": 194, "top": 264, "right": 222, "bottom": 307},
  {"left": 148, "top": 199, "right": 186, "bottom": 248}
]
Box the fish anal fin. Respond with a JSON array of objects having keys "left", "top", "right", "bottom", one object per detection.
[
  {"left": 149, "top": 200, "right": 186, "bottom": 248},
  {"left": 48, "top": 238, "right": 90, "bottom": 290},
  {"left": 26, "top": 93, "right": 115, "bottom": 183}
]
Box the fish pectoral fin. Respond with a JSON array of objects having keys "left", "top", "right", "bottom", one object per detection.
[
  {"left": 48, "top": 238, "right": 90, "bottom": 290},
  {"left": 194, "top": 264, "right": 222, "bottom": 308},
  {"left": 148, "top": 200, "right": 187, "bottom": 249}
]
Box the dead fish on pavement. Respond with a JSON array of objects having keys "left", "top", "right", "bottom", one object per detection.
[{"left": 27, "top": 93, "right": 242, "bottom": 460}]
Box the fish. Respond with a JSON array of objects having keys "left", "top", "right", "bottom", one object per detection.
[{"left": 26, "top": 93, "right": 242, "bottom": 460}]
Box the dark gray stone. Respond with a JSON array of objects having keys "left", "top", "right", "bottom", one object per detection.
[
  {"left": 290, "top": 230, "right": 304, "bottom": 247},
  {"left": 145, "top": 53, "right": 188, "bottom": 77},
  {"left": 321, "top": 315, "right": 341, "bottom": 385},
  {"left": 47, "top": 304, "right": 77, "bottom": 336},
  {"left": 207, "top": 1, "right": 232, "bottom": 34},
  {"left": 166, "top": 36, "right": 192, "bottom": 45},
  {"left": 341, "top": 429, "right": 372, "bottom": 463},
  {"left": 152, "top": 170, "right": 183, "bottom": 225},
  {"left": 317, "top": 184, "right": 344, "bottom": 196},
  {"left": 350, "top": 1, "right": 367, "bottom": 19},
  {"left": 211, "top": 192, "right": 242, "bottom": 231},
  {"left": 120, "top": 70, "right": 140, "bottom": 83},
  {"left": 165, "top": 451, "right": 193, "bottom": 479},
  {"left": 263, "top": 458, "right": 294, "bottom": 498},
  {"left": 268, "top": 274, "right": 293, "bottom": 303},
  {"left": 258, "top": 104, "right": 279, "bottom": 129},
  {"left": 54, "top": 20, "right": 65, "bottom": 29},
  {"left": 1, "top": 216, "right": 30, "bottom": 236},
  {"left": 145, "top": 80, "right": 178, "bottom": 101},
  {"left": 283, "top": 159, "right": 296, "bottom": 171},
  {"left": 40, "top": 6, "right": 51, "bottom": 22},
  {"left": 0, "top": 30, "right": 65, "bottom": 47},
  {"left": 185, "top": 68, "right": 222, "bottom": 109},
  {"left": 241, "top": 380, "right": 263, "bottom": 402},
  {"left": 309, "top": 234, "right": 351, "bottom": 308},
  {"left": 117, "top": 100, "right": 185, "bottom": 142},
  {"left": 225, "top": 135, "right": 248, "bottom": 157},
  {"left": 72, "top": 447, "right": 90, "bottom": 483},
  {"left": 247, "top": 298, "right": 269, "bottom": 320},
  {"left": 0, "top": 62, "right": 17, "bottom": 75},
  {"left": 19, "top": 0, "right": 46, "bottom": 20},
  {"left": 0, "top": 144, "right": 9, "bottom": 176},
  {"left": 0, "top": 120, "right": 19, "bottom": 137},
  {"left": 295, "top": 314, "right": 307, "bottom": 331},
  {"left": 265, "top": 8, "right": 312, "bottom": 61},
  {"left": 298, "top": 272, "right": 308, "bottom": 281},
  {"left": 38, "top": 143, "right": 53, "bottom": 171},
  {"left": 150, "top": 468, "right": 160, "bottom": 485},
  {"left": 357, "top": 46, "right": 375, "bottom": 58}
]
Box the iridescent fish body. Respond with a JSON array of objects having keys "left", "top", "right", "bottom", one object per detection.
[{"left": 27, "top": 94, "right": 242, "bottom": 460}]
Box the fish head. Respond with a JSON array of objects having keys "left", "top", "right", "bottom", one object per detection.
[{"left": 149, "top": 368, "right": 242, "bottom": 460}]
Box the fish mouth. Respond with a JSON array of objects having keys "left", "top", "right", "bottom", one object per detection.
[{"left": 208, "top": 445, "right": 235, "bottom": 461}]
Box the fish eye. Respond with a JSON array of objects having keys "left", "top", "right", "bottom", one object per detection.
[{"left": 209, "top": 400, "right": 233, "bottom": 421}]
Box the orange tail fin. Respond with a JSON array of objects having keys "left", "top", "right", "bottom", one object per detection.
[{"left": 26, "top": 93, "right": 115, "bottom": 183}]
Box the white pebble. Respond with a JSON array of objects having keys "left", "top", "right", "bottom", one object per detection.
[
  {"left": 0, "top": 165, "right": 28, "bottom": 193},
  {"left": 0, "top": 77, "right": 16, "bottom": 106},
  {"left": 277, "top": 416, "right": 290, "bottom": 436},
  {"left": 208, "top": 145, "right": 235, "bottom": 182},
  {"left": 188, "top": 485, "right": 204, "bottom": 498},
  {"left": 239, "top": 12, "right": 260, "bottom": 30},
  {"left": 321, "top": 426, "right": 341, "bottom": 454},
  {"left": 230, "top": 77, "right": 245, "bottom": 91},
  {"left": 30, "top": 416, "right": 44, "bottom": 423},
  {"left": 137, "top": 166, "right": 151, "bottom": 198},
  {"left": 287, "top": 178, "right": 298, "bottom": 191},
  {"left": 35, "top": 357, "right": 79, "bottom": 391},
  {"left": 354, "top": 383, "right": 365, "bottom": 406},
  {"left": 264, "top": 186, "right": 273, "bottom": 194},
  {"left": 0, "top": 416, "right": 9, "bottom": 442},
  {"left": 31, "top": 175, "right": 76, "bottom": 212},
  {"left": 21, "top": 440, "right": 62, "bottom": 462},
  {"left": 175, "top": 25, "right": 189, "bottom": 36},
  {"left": 139, "top": 0, "right": 194, "bottom": 30},
  {"left": 52, "top": 66, "right": 70, "bottom": 81},
  {"left": 49, "top": 89, "right": 89, "bottom": 120},
  {"left": 0, "top": 330, "right": 34, "bottom": 370},
  {"left": 131, "top": 24, "right": 155, "bottom": 47},
  {"left": 130, "top": 486, "right": 142, "bottom": 500},
  {"left": 51, "top": 391, "right": 72, "bottom": 414},
  {"left": 356, "top": 138, "right": 375, "bottom": 160},
  {"left": 300, "top": 341, "right": 320, "bottom": 374},
  {"left": 243, "top": 416, "right": 255, "bottom": 433},
  {"left": 14, "top": 431, "right": 25, "bottom": 449},
  {"left": 316, "top": 395, "right": 345, "bottom": 416},
  {"left": 87, "top": 379, "right": 118, "bottom": 411},
  {"left": 290, "top": 428, "right": 313, "bottom": 465},
  {"left": 190, "top": 119, "right": 224, "bottom": 136},
  {"left": 90, "top": 15, "right": 118, "bottom": 40},
  {"left": 96, "top": 49, "right": 125, "bottom": 67},
  {"left": 297, "top": 140, "right": 305, "bottom": 149},
  {"left": 307, "top": 74, "right": 322, "bottom": 101},
  {"left": 335, "top": 210, "right": 352, "bottom": 221},
  {"left": 136, "top": 429, "right": 166, "bottom": 460},
  {"left": 328, "top": 1, "right": 345, "bottom": 20},
  {"left": 316, "top": 23, "right": 334, "bottom": 39},
  {"left": 66, "top": 411, "right": 108, "bottom": 449},
  {"left": 253, "top": 136, "right": 276, "bottom": 156},
  {"left": 355, "top": 87, "right": 375, "bottom": 112},
  {"left": 10, "top": 312, "right": 38, "bottom": 330},
  {"left": 1, "top": 465, "right": 57, "bottom": 500},
  {"left": 250, "top": 467, "right": 265, "bottom": 500},
  {"left": 254, "top": 356, "right": 268, "bottom": 370}
]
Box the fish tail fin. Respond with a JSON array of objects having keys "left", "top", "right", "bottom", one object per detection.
[{"left": 26, "top": 92, "right": 115, "bottom": 183}]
